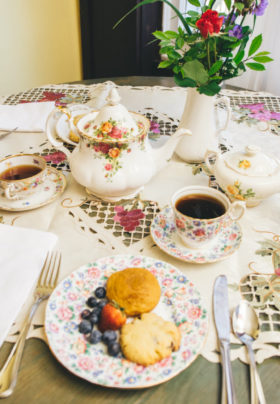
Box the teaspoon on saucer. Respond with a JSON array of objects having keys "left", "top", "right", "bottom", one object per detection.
[{"left": 232, "top": 300, "right": 266, "bottom": 404}]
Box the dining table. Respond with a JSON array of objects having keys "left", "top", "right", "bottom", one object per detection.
[{"left": 0, "top": 76, "right": 279, "bottom": 404}]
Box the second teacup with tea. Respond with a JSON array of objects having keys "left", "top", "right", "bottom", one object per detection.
[
  {"left": 172, "top": 185, "right": 245, "bottom": 248},
  {"left": 0, "top": 154, "right": 47, "bottom": 200}
]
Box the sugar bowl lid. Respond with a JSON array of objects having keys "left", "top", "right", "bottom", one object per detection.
[
  {"left": 76, "top": 88, "right": 145, "bottom": 141},
  {"left": 224, "top": 145, "right": 280, "bottom": 177}
]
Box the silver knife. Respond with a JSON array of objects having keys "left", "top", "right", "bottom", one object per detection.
[{"left": 213, "top": 275, "right": 238, "bottom": 404}]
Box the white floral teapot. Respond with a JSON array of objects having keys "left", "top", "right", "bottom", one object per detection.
[
  {"left": 205, "top": 145, "right": 280, "bottom": 207},
  {"left": 46, "top": 88, "right": 191, "bottom": 201}
]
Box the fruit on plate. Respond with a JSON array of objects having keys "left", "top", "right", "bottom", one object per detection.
[
  {"left": 98, "top": 301, "right": 127, "bottom": 332},
  {"left": 106, "top": 267, "right": 161, "bottom": 316}
]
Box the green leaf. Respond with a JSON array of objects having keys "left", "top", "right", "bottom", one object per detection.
[
  {"left": 254, "top": 51, "right": 270, "bottom": 56},
  {"left": 153, "top": 31, "right": 169, "bottom": 40},
  {"left": 158, "top": 60, "right": 173, "bottom": 68},
  {"left": 234, "top": 2, "right": 244, "bottom": 12},
  {"left": 224, "top": 0, "right": 232, "bottom": 10},
  {"left": 198, "top": 81, "right": 221, "bottom": 96},
  {"left": 253, "top": 56, "right": 273, "bottom": 63},
  {"left": 233, "top": 50, "right": 245, "bottom": 65},
  {"left": 176, "top": 37, "right": 185, "bottom": 49},
  {"left": 174, "top": 75, "right": 197, "bottom": 88},
  {"left": 167, "top": 49, "right": 181, "bottom": 59},
  {"left": 188, "top": 0, "right": 201, "bottom": 6},
  {"left": 182, "top": 60, "right": 208, "bottom": 85},
  {"left": 246, "top": 62, "right": 265, "bottom": 71},
  {"left": 208, "top": 60, "right": 223, "bottom": 76},
  {"left": 164, "top": 30, "right": 178, "bottom": 39},
  {"left": 248, "top": 34, "right": 263, "bottom": 57},
  {"left": 187, "top": 11, "right": 199, "bottom": 17}
]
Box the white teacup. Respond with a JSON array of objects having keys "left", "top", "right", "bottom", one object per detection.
[
  {"left": 0, "top": 154, "right": 47, "bottom": 200},
  {"left": 171, "top": 186, "right": 245, "bottom": 248}
]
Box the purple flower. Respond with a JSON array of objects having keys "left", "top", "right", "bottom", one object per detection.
[
  {"left": 229, "top": 25, "right": 243, "bottom": 39},
  {"left": 150, "top": 121, "right": 160, "bottom": 133},
  {"left": 252, "top": 0, "right": 269, "bottom": 16}
]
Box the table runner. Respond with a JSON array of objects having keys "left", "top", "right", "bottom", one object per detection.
[{"left": 1, "top": 82, "right": 280, "bottom": 365}]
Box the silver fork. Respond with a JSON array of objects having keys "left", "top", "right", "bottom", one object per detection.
[{"left": 0, "top": 251, "right": 61, "bottom": 398}]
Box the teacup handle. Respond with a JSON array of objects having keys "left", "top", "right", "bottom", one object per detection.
[
  {"left": 204, "top": 150, "right": 218, "bottom": 174},
  {"left": 5, "top": 182, "right": 25, "bottom": 200},
  {"left": 214, "top": 96, "right": 231, "bottom": 134},
  {"left": 228, "top": 201, "right": 246, "bottom": 221}
]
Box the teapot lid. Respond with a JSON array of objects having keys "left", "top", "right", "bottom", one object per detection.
[
  {"left": 77, "top": 88, "right": 145, "bottom": 142},
  {"left": 225, "top": 145, "right": 280, "bottom": 177}
]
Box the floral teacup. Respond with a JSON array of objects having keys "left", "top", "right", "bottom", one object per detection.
[
  {"left": 171, "top": 186, "right": 245, "bottom": 249},
  {"left": 0, "top": 154, "right": 47, "bottom": 200}
]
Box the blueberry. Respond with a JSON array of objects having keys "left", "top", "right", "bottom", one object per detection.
[
  {"left": 97, "top": 300, "right": 107, "bottom": 309},
  {"left": 102, "top": 330, "right": 118, "bottom": 345},
  {"left": 80, "top": 309, "right": 91, "bottom": 320},
  {"left": 78, "top": 320, "right": 92, "bottom": 334},
  {"left": 94, "top": 287, "right": 106, "bottom": 299},
  {"left": 92, "top": 307, "right": 102, "bottom": 317},
  {"left": 89, "top": 312, "right": 99, "bottom": 325},
  {"left": 107, "top": 341, "right": 121, "bottom": 357},
  {"left": 86, "top": 296, "right": 98, "bottom": 308},
  {"left": 88, "top": 329, "right": 102, "bottom": 344}
]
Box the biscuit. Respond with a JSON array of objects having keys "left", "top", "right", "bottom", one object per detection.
[
  {"left": 106, "top": 267, "right": 161, "bottom": 316},
  {"left": 69, "top": 130, "right": 80, "bottom": 143},
  {"left": 120, "top": 312, "right": 181, "bottom": 366}
]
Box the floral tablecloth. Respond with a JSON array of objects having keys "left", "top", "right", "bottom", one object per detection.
[{"left": 1, "top": 81, "right": 280, "bottom": 365}]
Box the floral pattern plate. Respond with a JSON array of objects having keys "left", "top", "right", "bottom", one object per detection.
[
  {"left": 45, "top": 255, "right": 208, "bottom": 389},
  {"left": 0, "top": 167, "right": 66, "bottom": 211},
  {"left": 151, "top": 206, "right": 242, "bottom": 264}
]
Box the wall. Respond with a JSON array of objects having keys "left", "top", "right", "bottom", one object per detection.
[{"left": 0, "top": 0, "right": 82, "bottom": 95}]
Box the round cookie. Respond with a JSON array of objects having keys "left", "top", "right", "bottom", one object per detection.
[
  {"left": 106, "top": 267, "right": 161, "bottom": 316},
  {"left": 120, "top": 312, "right": 181, "bottom": 366}
]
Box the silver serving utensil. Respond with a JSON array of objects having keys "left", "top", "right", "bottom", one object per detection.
[
  {"left": 232, "top": 300, "right": 266, "bottom": 404},
  {"left": 213, "top": 275, "right": 238, "bottom": 404}
]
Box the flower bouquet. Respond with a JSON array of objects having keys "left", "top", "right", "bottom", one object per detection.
[{"left": 116, "top": 0, "right": 273, "bottom": 96}]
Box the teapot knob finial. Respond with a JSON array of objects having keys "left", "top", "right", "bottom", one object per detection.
[
  {"left": 245, "top": 145, "right": 261, "bottom": 156},
  {"left": 106, "top": 88, "right": 121, "bottom": 106}
]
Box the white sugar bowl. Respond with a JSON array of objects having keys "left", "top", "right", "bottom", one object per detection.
[{"left": 205, "top": 145, "right": 280, "bottom": 207}]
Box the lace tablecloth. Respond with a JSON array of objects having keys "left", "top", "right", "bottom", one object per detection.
[{"left": 1, "top": 82, "right": 280, "bottom": 365}]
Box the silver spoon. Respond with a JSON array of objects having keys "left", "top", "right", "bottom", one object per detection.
[{"left": 232, "top": 300, "right": 266, "bottom": 404}]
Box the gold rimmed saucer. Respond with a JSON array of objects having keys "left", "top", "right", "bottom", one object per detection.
[
  {"left": 0, "top": 167, "right": 66, "bottom": 212},
  {"left": 150, "top": 206, "right": 242, "bottom": 264}
]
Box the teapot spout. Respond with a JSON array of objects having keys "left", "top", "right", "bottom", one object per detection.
[{"left": 153, "top": 128, "right": 192, "bottom": 171}]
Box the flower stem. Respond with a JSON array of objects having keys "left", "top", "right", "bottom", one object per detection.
[
  {"left": 207, "top": 40, "right": 211, "bottom": 69},
  {"left": 208, "top": 0, "right": 217, "bottom": 9}
]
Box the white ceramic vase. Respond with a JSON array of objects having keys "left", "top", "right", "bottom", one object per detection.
[{"left": 175, "top": 87, "right": 231, "bottom": 163}]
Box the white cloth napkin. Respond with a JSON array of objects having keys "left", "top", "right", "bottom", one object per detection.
[
  {"left": 0, "top": 101, "right": 55, "bottom": 132},
  {"left": 0, "top": 224, "right": 58, "bottom": 347}
]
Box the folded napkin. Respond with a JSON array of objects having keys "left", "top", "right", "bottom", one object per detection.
[
  {"left": 0, "top": 101, "right": 55, "bottom": 132},
  {"left": 0, "top": 224, "right": 58, "bottom": 347}
]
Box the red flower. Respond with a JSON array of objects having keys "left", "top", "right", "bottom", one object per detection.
[
  {"left": 196, "top": 10, "right": 223, "bottom": 38},
  {"left": 105, "top": 163, "right": 112, "bottom": 171},
  {"left": 193, "top": 228, "right": 206, "bottom": 237}
]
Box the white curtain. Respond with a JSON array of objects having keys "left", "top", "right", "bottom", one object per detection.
[{"left": 162, "top": 1, "right": 280, "bottom": 95}]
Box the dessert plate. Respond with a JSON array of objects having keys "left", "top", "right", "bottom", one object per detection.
[
  {"left": 151, "top": 206, "right": 242, "bottom": 264},
  {"left": 45, "top": 255, "right": 208, "bottom": 389},
  {"left": 0, "top": 167, "right": 66, "bottom": 212},
  {"left": 56, "top": 105, "right": 91, "bottom": 146}
]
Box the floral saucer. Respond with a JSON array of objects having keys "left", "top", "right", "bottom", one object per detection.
[
  {"left": 151, "top": 206, "right": 242, "bottom": 264},
  {"left": 0, "top": 167, "right": 66, "bottom": 212},
  {"left": 45, "top": 255, "right": 208, "bottom": 389},
  {"left": 56, "top": 105, "right": 91, "bottom": 146}
]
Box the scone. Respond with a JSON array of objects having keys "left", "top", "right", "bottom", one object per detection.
[
  {"left": 120, "top": 312, "right": 181, "bottom": 366},
  {"left": 106, "top": 267, "right": 161, "bottom": 316}
]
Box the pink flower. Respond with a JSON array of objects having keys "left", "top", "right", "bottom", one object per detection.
[
  {"left": 182, "top": 349, "right": 192, "bottom": 361},
  {"left": 113, "top": 207, "right": 145, "bottom": 232},
  {"left": 49, "top": 323, "right": 59, "bottom": 333},
  {"left": 109, "top": 127, "right": 122, "bottom": 139},
  {"left": 162, "top": 278, "right": 173, "bottom": 287},
  {"left": 105, "top": 163, "right": 112, "bottom": 171},
  {"left": 73, "top": 338, "right": 87, "bottom": 355},
  {"left": 249, "top": 110, "right": 272, "bottom": 121},
  {"left": 270, "top": 112, "right": 280, "bottom": 120},
  {"left": 229, "top": 233, "right": 237, "bottom": 241},
  {"left": 67, "top": 292, "right": 78, "bottom": 301},
  {"left": 188, "top": 306, "right": 202, "bottom": 320},
  {"left": 77, "top": 357, "right": 94, "bottom": 371},
  {"left": 193, "top": 228, "right": 206, "bottom": 237},
  {"left": 154, "top": 230, "right": 162, "bottom": 239},
  {"left": 88, "top": 267, "right": 101, "bottom": 278},
  {"left": 274, "top": 267, "right": 280, "bottom": 276},
  {"left": 43, "top": 151, "right": 67, "bottom": 164},
  {"left": 176, "top": 219, "right": 185, "bottom": 229},
  {"left": 57, "top": 306, "right": 73, "bottom": 321},
  {"left": 240, "top": 103, "right": 265, "bottom": 111},
  {"left": 150, "top": 121, "right": 160, "bottom": 133}
]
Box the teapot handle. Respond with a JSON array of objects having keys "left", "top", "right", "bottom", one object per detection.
[
  {"left": 46, "top": 109, "right": 71, "bottom": 158},
  {"left": 204, "top": 150, "right": 218, "bottom": 174},
  {"left": 214, "top": 96, "right": 231, "bottom": 134}
]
